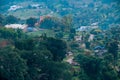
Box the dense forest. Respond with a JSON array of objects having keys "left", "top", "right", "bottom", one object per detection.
[{"left": 0, "top": 0, "right": 120, "bottom": 80}]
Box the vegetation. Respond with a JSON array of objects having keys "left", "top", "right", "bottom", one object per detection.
[{"left": 0, "top": 0, "right": 120, "bottom": 80}]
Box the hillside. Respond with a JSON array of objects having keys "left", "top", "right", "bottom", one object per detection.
[
  {"left": 0, "top": 0, "right": 120, "bottom": 80},
  {"left": 0, "top": 0, "right": 119, "bottom": 28}
]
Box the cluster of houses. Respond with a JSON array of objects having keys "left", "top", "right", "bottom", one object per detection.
[
  {"left": 30, "top": 3, "right": 47, "bottom": 9},
  {"left": 75, "top": 22, "right": 98, "bottom": 42},
  {"left": 8, "top": 5, "right": 23, "bottom": 11},
  {"left": 94, "top": 46, "right": 107, "bottom": 57},
  {"left": 8, "top": 3, "right": 47, "bottom": 11},
  {"left": 76, "top": 22, "right": 98, "bottom": 32}
]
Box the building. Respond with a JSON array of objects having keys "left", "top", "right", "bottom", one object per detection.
[
  {"left": 94, "top": 46, "right": 107, "bottom": 57},
  {"left": 5, "top": 24, "right": 27, "bottom": 30},
  {"left": 8, "top": 5, "right": 23, "bottom": 11},
  {"left": 76, "top": 26, "right": 90, "bottom": 32},
  {"left": 26, "top": 27, "right": 38, "bottom": 32}
]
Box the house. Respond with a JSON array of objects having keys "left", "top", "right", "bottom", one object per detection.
[
  {"left": 88, "top": 34, "right": 94, "bottom": 42},
  {"left": 90, "top": 22, "right": 99, "bottom": 29},
  {"left": 8, "top": 5, "right": 23, "bottom": 11},
  {"left": 30, "top": 3, "right": 46, "bottom": 9},
  {"left": 94, "top": 46, "right": 107, "bottom": 57},
  {"left": 26, "top": 27, "right": 38, "bottom": 32},
  {"left": 94, "top": 46, "right": 104, "bottom": 50},
  {"left": 76, "top": 26, "right": 90, "bottom": 32},
  {"left": 91, "top": 22, "right": 98, "bottom": 26},
  {"left": 76, "top": 22, "right": 99, "bottom": 32},
  {"left": 75, "top": 36, "right": 82, "bottom": 42},
  {"left": 31, "top": 4, "right": 40, "bottom": 9},
  {"left": 5, "top": 24, "right": 27, "bottom": 30}
]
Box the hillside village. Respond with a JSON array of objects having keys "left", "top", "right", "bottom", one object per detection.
[{"left": 0, "top": 0, "right": 120, "bottom": 80}]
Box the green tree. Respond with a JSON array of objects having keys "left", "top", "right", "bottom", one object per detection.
[
  {"left": 75, "top": 54, "right": 120, "bottom": 80},
  {"left": 43, "top": 37, "right": 67, "bottom": 61},
  {"left": 62, "top": 15, "right": 73, "bottom": 32},
  {"left": 109, "top": 26, "right": 120, "bottom": 40},
  {"left": 75, "top": 54, "right": 101, "bottom": 80},
  {"left": 108, "top": 40, "right": 119, "bottom": 66},
  {"left": 20, "top": 50, "right": 52, "bottom": 80},
  {"left": 15, "top": 38, "right": 34, "bottom": 50},
  {"left": 42, "top": 62, "right": 72, "bottom": 80},
  {"left": 5, "top": 15, "right": 19, "bottom": 24},
  {"left": 26, "top": 17, "right": 37, "bottom": 27},
  {"left": 0, "top": 14, "right": 5, "bottom": 26},
  {"left": 0, "top": 47, "right": 27, "bottom": 80},
  {"left": 0, "top": 28, "right": 17, "bottom": 39},
  {"left": 40, "top": 16, "right": 61, "bottom": 29},
  {"left": 55, "top": 31, "right": 64, "bottom": 39}
]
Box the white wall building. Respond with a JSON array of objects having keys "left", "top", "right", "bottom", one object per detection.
[
  {"left": 8, "top": 5, "right": 23, "bottom": 11},
  {"left": 5, "top": 24, "right": 27, "bottom": 30}
]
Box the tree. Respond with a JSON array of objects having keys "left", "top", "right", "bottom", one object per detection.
[
  {"left": 26, "top": 17, "right": 37, "bottom": 27},
  {"left": 20, "top": 49, "right": 52, "bottom": 80},
  {"left": 5, "top": 15, "right": 19, "bottom": 24},
  {"left": 0, "top": 28, "right": 17, "bottom": 39},
  {"left": 42, "top": 62, "right": 72, "bottom": 80},
  {"left": 68, "top": 28, "right": 76, "bottom": 41},
  {"left": 109, "top": 26, "right": 120, "bottom": 40},
  {"left": 75, "top": 54, "right": 102, "bottom": 80},
  {"left": 0, "top": 47, "right": 27, "bottom": 80},
  {"left": 55, "top": 31, "right": 64, "bottom": 39},
  {"left": 0, "top": 28, "right": 26, "bottom": 40},
  {"left": 75, "top": 53, "right": 120, "bottom": 80},
  {"left": 43, "top": 37, "right": 67, "bottom": 61},
  {"left": 69, "top": 33, "right": 75, "bottom": 41},
  {"left": 40, "top": 16, "right": 61, "bottom": 29},
  {"left": 62, "top": 15, "right": 73, "bottom": 32},
  {"left": 20, "top": 49, "right": 72, "bottom": 80},
  {"left": 108, "top": 40, "right": 119, "bottom": 66},
  {"left": 15, "top": 38, "right": 35, "bottom": 50},
  {"left": 0, "top": 14, "right": 5, "bottom": 26}
]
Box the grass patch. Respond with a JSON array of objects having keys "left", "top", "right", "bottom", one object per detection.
[{"left": 26, "top": 29, "right": 55, "bottom": 37}]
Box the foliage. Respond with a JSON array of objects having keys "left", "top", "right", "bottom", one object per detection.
[
  {"left": 26, "top": 17, "right": 37, "bottom": 27},
  {"left": 0, "top": 14, "right": 5, "bottom": 26},
  {"left": 75, "top": 54, "right": 120, "bottom": 80},
  {"left": 40, "top": 16, "right": 62, "bottom": 29},
  {"left": 62, "top": 15, "right": 73, "bottom": 32},
  {"left": 0, "top": 28, "right": 26, "bottom": 40},
  {"left": 55, "top": 31, "right": 64, "bottom": 39},
  {"left": 42, "top": 37, "right": 67, "bottom": 61},
  {"left": 5, "top": 15, "right": 19, "bottom": 24},
  {"left": 0, "top": 47, "right": 27, "bottom": 80}
]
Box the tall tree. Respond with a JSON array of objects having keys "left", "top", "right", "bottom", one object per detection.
[
  {"left": 0, "top": 47, "right": 27, "bottom": 80},
  {"left": 75, "top": 54, "right": 120, "bottom": 80},
  {"left": 26, "top": 17, "right": 37, "bottom": 27},
  {"left": 43, "top": 37, "right": 67, "bottom": 61},
  {"left": 5, "top": 15, "right": 19, "bottom": 24},
  {"left": 108, "top": 40, "right": 119, "bottom": 66}
]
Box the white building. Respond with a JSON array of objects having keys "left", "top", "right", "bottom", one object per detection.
[
  {"left": 8, "top": 5, "right": 23, "bottom": 11},
  {"left": 76, "top": 26, "right": 90, "bottom": 32},
  {"left": 5, "top": 24, "right": 27, "bottom": 30}
]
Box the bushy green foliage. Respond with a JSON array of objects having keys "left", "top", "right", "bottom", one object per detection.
[
  {"left": 41, "top": 37, "right": 67, "bottom": 61},
  {"left": 26, "top": 17, "right": 37, "bottom": 27},
  {"left": 5, "top": 15, "right": 19, "bottom": 24},
  {"left": 40, "top": 16, "right": 62, "bottom": 29},
  {"left": 0, "top": 47, "right": 27, "bottom": 80},
  {"left": 75, "top": 54, "right": 120, "bottom": 80},
  {"left": 0, "top": 36, "right": 72, "bottom": 80},
  {"left": 0, "top": 28, "right": 26, "bottom": 40}
]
